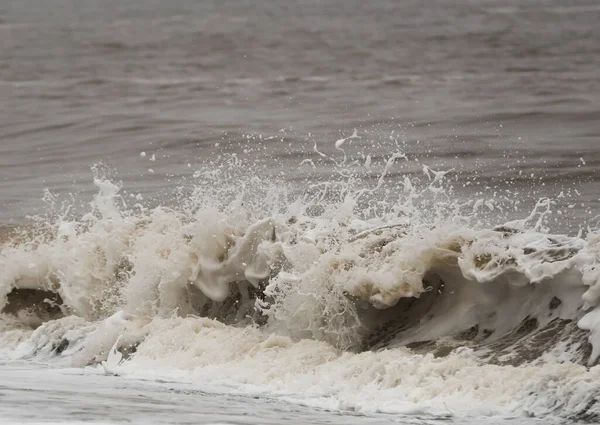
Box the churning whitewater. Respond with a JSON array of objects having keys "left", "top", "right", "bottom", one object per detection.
[{"left": 1, "top": 150, "right": 599, "bottom": 422}]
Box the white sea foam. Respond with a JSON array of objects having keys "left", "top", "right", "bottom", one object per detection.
[{"left": 1, "top": 148, "right": 599, "bottom": 421}]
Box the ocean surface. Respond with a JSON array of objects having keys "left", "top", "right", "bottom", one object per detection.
[{"left": 1, "top": 0, "right": 600, "bottom": 424}]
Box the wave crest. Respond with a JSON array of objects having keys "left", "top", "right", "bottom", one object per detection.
[{"left": 1, "top": 158, "right": 600, "bottom": 420}]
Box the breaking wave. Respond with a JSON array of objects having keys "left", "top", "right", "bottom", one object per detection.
[{"left": 1, "top": 141, "right": 600, "bottom": 421}]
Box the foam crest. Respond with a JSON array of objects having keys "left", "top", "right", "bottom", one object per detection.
[{"left": 1, "top": 145, "right": 599, "bottom": 421}]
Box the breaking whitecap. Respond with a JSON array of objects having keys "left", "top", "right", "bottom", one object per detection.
[{"left": 1, "top": 147, "right": 600, "bottom": 421}]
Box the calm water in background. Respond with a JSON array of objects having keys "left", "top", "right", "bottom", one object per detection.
[
  {"left": 1, "top": 1, "right": 600, "bottom": 424},
  {"left": 1, "top": 0, "right": 599, "bottom": 228}
]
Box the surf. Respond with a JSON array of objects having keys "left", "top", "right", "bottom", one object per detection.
[{"left": 1, "top": 148, "right": 599, "bottom": 421}]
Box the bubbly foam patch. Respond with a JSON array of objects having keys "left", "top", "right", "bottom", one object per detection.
[{"left": 106, "top": 316, "right": 599, "bottom": 420}]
